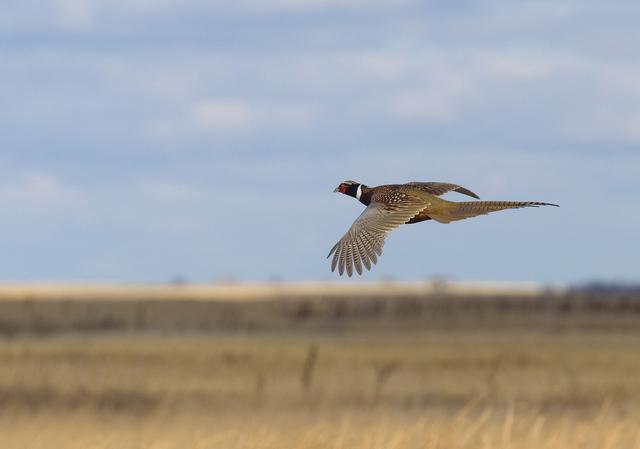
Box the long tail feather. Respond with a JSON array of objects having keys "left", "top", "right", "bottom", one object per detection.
[{"left": 430, "top": 201, "right": 558, "bottom": 223}]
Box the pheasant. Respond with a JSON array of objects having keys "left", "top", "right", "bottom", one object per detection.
[{"left": 328, "top": 181, "right": 558, "bottom": 276}]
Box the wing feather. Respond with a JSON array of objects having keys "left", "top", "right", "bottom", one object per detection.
[
  {"left": 327, "top": 195, "right": 428, "bottom": 276},
  {"left": 406, "top": 182, "right": 480, "bottom": 199},
  {"left": 359, "top": 236, "right": 372, "bottom": 271},
  {"left": 345, "top": 240, "right": 354, "bottom": 277}
]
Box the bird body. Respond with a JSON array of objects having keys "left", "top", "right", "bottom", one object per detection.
[{"left": 329, "top": 180, "right": 558, "bottom": 276}]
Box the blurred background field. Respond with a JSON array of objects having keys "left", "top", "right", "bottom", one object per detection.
[{"left": 1, "top": 282, "right": 640, "bottom": 448}]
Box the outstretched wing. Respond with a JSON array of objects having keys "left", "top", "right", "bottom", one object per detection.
[
  {"left": 406, "top": 182, "right": 480, "bottom": 199},
  {"left": 327, "top": 194, "right": 427, "bottom": 277}
]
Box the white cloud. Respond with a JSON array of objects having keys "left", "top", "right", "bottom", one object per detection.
[
  {"left": 231, "top": 0, "right": 417, "bottom": 11},
  {"left": 139, "top": 180, "right": 201, "bottom": 201},
  {"left": 0, "top": 0, "right": 420, "bottom": 32},
  {"left": 382, "top": 86, "right": 468, "bottom": 122},
  {"left": 192, "top": 100, "right": 253, "bottom": 130},
  {"left": 357, "top": 54, "right": 414, "bottom": 80},
  {"left": 146, "top": 99, "right": 317, "bottom": 140},
  {"left": 377, "top": 70, "right": 474, "bottom": 122},
  {"left": 54, "top": 0, "right": 96, "bottom": 30},
  {"left": 475, "top": 52, "right": 560, "bottom": 80},
  {"left": 0, "top": 173, "right": 83, "bottom": 206},
  {"left": 188, "top": 99, "right": 315, "bottom": 132},
  {"left": 563, "top": 111, "right": 640, "bottom": 142},
  {"left": 334, "top": 49, "right": 562, "bottom": 123}
]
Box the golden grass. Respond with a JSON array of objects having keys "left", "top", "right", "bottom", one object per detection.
[
  {"left": 2, "top": 406, "right": 638, "bottom": 449},
  {"left": 0, "top": 331, "right": 639, "bottom": 448}
]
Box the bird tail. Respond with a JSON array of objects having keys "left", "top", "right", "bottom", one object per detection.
[{"left": 429, "top": 200, "right": 559, "bottom": 224}]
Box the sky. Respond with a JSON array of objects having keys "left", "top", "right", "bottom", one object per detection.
[{"left": 1, "top": 0, "right": 639, "bottom": 284}]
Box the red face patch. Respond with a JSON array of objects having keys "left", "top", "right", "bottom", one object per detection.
[{"left": 338, "top": 184, "right": 348, "bottom": 193}]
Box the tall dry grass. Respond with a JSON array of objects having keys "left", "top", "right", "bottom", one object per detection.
[
  {"left": 1, "top": 406, "right": 638, "bottom": 449},
  {"left": 0, "top": 330, "right": 639, "bottom": 448}
]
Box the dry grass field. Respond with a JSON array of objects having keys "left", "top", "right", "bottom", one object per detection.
[{"left": 1, "top": 330, "right": 640, "bottom": 448}]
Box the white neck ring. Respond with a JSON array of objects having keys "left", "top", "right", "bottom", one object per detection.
[{"left": 356, "top": 184, "right": 362, "bottom": 200}]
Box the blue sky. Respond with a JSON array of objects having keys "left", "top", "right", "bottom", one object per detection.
[{"left": 1, "top": 0, "right": 638, "bottom": 284}]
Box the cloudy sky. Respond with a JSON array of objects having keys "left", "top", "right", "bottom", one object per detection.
[{"left": 1, "top": 0, "right": 638, "bottom": 284}]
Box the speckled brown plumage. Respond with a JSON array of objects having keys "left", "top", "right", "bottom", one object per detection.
[{"left": 329, "top": 181, "right": 558, "bottom": 277}]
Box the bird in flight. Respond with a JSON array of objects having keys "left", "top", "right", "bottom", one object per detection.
[{"left": 328, "top": 181, "right": 558, "bottom": 276}]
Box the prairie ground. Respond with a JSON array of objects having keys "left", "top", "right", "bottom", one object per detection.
[{"left": 0, "top": 330, "right": 639, "bottom": 448}]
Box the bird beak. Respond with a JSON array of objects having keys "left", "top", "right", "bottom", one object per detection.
[{"left": 333, "top": 187, "right": 340, "bottom": 192}]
